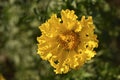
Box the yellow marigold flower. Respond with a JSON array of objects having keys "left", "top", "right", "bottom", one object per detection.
[
  {"left": 37, "top": 9, "right": 98, "bottom": 74},
  {"left": 0, "top": 74, "right": 5, "bottom": 80}
]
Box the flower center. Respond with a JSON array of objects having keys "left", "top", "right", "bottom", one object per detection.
[{"left": 57, "top": 31, "right": 79, "bottom": 50}]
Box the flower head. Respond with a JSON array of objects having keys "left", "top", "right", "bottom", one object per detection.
[
  {"left": 37, "top": 9, "right": 98, "bottom": 74},
  {"left": 0, "top": 74, "right": 5, "bottom": 80}
]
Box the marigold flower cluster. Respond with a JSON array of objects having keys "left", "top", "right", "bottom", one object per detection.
[{"left": 37, "top": 9, "right": 98, "bottom": 74}]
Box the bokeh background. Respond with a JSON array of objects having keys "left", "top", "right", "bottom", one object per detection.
[{"left": 0, "top": 0, "right": 120, "bottom": 80}]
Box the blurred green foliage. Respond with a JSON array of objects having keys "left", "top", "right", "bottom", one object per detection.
[{"left": 0, "top": 0, "right": 120, "bottom": 80}]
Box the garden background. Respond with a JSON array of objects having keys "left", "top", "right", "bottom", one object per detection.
[{"left": 0, "top": 0, "right": 120, "bottom": 80}]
